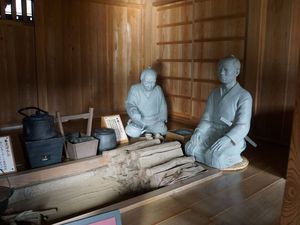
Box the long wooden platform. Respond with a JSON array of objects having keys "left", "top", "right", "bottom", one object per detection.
[{"left": 53, "top": 142, "right": 288, "bottom": 225}]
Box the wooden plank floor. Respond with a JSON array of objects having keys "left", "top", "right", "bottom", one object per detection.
[{"left": 121, "top": 142, "right": 288, "bottom": 225}]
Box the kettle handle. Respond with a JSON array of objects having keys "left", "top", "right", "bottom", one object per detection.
[{"left": 18, "top": 106, "right": 49, "bottom": 118}]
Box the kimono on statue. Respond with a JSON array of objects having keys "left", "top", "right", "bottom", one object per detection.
[
  {"left": 186, "top": 83, "right": 252, "bottom": 169},
  {"left": 125, "top": 67, "right": 167, "bottom": 138},
  {"left": 185, "top": 56, "right": 253, "bottom": 169}
]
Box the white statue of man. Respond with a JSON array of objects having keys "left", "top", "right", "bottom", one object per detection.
[
  {"left": 185, "top": 55, "right": 253, "bottom": 169},
  {"left": 125, "top": 67, "right": 168, "bottom": 138}
]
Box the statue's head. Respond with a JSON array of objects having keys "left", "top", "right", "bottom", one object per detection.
[
  {"left": 140, "top": 67, "right": 157, "bottom": 91},
  {"left": 217, "top": 55, "right": 241, "bottom": 84}
]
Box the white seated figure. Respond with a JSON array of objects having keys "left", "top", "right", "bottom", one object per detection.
[
  {"left": 125, "top": 66, "right": 168, "bottom": 138},
  {"left": 185, "top": 55, "right": 253, "bottom": 169}
]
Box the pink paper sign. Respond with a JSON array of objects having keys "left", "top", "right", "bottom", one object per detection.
[{"left": 89, "top": 217, "right": 117, "bottom": 225}]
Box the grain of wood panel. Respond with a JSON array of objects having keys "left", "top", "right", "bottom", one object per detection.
[
  {"left": 193, "top": 62, "right": 218, "bottom": 80},
  {"left": 159, "top": 175, "right": 283, "bottom": 225},
  {"left": 122, "top": 196, "right": 189, "bottom": 225},
  {"left": 35, "top": 0, "right": 64, "bottom": 112},
  {"left": 156, "top": 209, "right": 211, "bottom": 225},
  {"left": 64, "top": 1, "right": 84, "bottom": 113},
  {"left": 161, "top": 79, "right": 191, "bottom": 97},
  {"left": 107, "top": 4, "right": 144, "bottom": 113},
  {"left": 213, "top": 179, "right": 285, "bottom": 225},
  {"left": 88, "top": 0, "right": 144, "bottom": 6},
  {"left": 156, "top": 1, "right": 192, "bottom": 25},
  {"left": 160, "top": 62, "right": 192, "bottom": 78},
  {"left": 192, "top": 82, "right": 218, "bottom": 101},
  {"left": 35, "top": 0, "right": 144, "bottom": 117},
  {"left": 8, "top": 168, "right": 126, "bottom": 221},
  {"left": 157, "top": 24, "right": 192, "bottom": 43},
  {"left": 157, "top": 43, "right": 192, "bottom": 61},
  {"left": 166, "top": 96, "right": 191, "bottom": 118},
  {"left": 243, "top": 0, "right": 267, "bottom": 115},
  {"left": 194, "top": 40, "right": 244, "bottom": 60},
  {"left": 191, "top": 171, "right": 281, "bottom": 216},
  {"left": 153, "top": 0, "right": 247, "bottom": 123},
  {"left": 0, "top": 22, "right": 37, "bottom": 125},
  {"left": 156, "top": 1, "right": 193, "bottom": 12},
  {"left": 120, "top": 157, "right": 280, "bottom": 225},
  {"left": 194, "top": 0, "right": 246, "bottom": 19},
  {"left": 109, "top": 5, "right": 128, "bottom": 112},
  {"left": 251, "top": 0, "right": 297, "bottom": 144},
  {"left": 127, "top": 7, "right": 143, "bottom": 87},
  {"left": 0, "top": 155, "right": 108, "bottom": 188},
  {"left": 171, "top": 156, "right": 273, "bottom": 208},
  {"left": 194, "top": 17, "right": 246, "bottom": 40},
  {"left": 281, "top": 59, "right": 300, "bottom": 224},
  {"left": 280, "top": 0, "right": 300, "bottom": 145},
  {"left": 191, "top": 100, "right": 206, "bottom": 119}
]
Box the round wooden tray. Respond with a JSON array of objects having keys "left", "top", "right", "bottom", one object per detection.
[{"left": 221, "top": 156, "right": 249, "bottom": 171}]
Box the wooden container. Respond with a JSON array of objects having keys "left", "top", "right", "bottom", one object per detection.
[{"left": 66, "top": 138, "right": 99, "bottom": 160}]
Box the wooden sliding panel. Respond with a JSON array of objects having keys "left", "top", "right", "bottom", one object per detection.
[
  {"left": 153, "top": 0, "right": 247, "bottom": 122},
  {"left": 154, "top": 1, "right": 193, "bottom": 120},
  {"left": 160, "top": 62, "right": 191, "bottom": 79},
  {"left": 160, "top": 78, "right": 191, "bottom": 98},
  {"left": 0, "top": 21, "right": 37, "bottom": 125},
  {"left": 35, "top": 0, "right": 144, "bottom": 117},
  {"left": 191, "top": 0, "right": 247, "bottom": 120}
]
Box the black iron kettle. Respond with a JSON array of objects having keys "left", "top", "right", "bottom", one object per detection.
[{"left": 18, "top": 106, "right": 57, "bottom": 141}]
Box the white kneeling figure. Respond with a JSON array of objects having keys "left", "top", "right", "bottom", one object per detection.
[
  {"left": 125, "top": 67, "right": 168, "bottom": 138},
  {"left": 185, "top": 55, "right": 253, "bottom": 169}
]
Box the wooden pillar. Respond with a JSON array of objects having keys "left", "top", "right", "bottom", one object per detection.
[
  {"left": 245, "top": 0, "right": 300, "bottom": 145},
  {"left": 244, "top": 0, "right": 267, "bottom": 114},
  {"left": 11, "top": 0, "right": 16, "bottom": 19},
  {"left": 0, "top": 0, "right": 5, "bottom": 19},
  {"left": 281, "top": 58, "right": 300, "bottom": 224},
  {"left": 22, "top": 0, "right": 27, "bottom": 20},
  {"left": 281, "top": 0, "right": 300, "bottom": 222}
]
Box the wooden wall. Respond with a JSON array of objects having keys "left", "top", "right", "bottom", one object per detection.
[
  {"left": 0, "top": 21, "right": 37, "bottom": 125},
  {"left": 280, "top": 1, "right": 300, "bottom": 222},
  {"left": 152, "top": 0, "right": 300, "bottom": 146},
  {"left": 281, "top": 56, "right": 300, "bottom": 223},
  {"left": 0, "top": 0, "right": 299, "bottom": 147},
  {"left": 35, "top": 0, "right": 144, "bottom": 117},
  {"left": 0, "top": 0, "right": 145, "bottom": 126},
  {"left": 245, "top": 0, "right": 300, "bottom": 145},
  {"left": 152, "top": 0, "right": 247, "bottom": 122}
]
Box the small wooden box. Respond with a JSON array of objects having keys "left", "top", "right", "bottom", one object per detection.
[
  {"left": 66, "top": 138, "right": 99, "bottom": 160},
  {"left": 166, "top": 128, "right": 194, "bottom": 144}
]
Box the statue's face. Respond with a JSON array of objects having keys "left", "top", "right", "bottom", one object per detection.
[
  {"left": 142, "top": 74, "right": 156, "bottom": 91},
  {"left": 218, "top": 60, "right": 239, "bottom": 84}
]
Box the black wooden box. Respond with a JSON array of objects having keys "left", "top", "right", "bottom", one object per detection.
[{"left": 23, "top": 136, "right": 64, "bottom": 168}]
